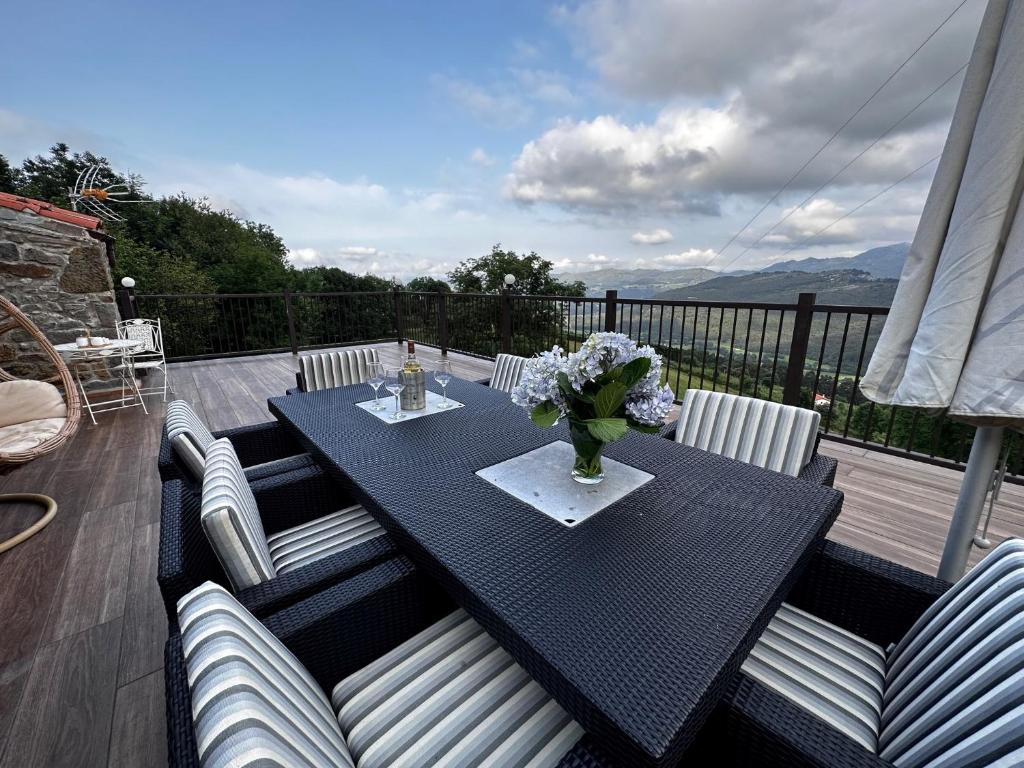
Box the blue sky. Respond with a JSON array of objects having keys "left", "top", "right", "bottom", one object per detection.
[{"left": 2, "top": 0, "right": 986, "bottom": 282}]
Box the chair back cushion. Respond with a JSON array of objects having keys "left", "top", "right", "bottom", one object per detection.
[
  {"left": 178, "top": 582, "right": 354, "bottom": 768},
  {"left": 299, "top": 348, "right": 380, "bottom": 392},
  {"left": 200, "top": 439, "right": 276, "bottom": 591},
  {"left": 674, "top": 390, "right": 820, "bottom": 476},
  {"left": 0, "top": 380, "right": 66, "bottom": 428},
  {"left": 489, "top": 354, "right": 528, "bottom": 394},
  {"left": 166, "top": 400, "right": 216, "bottom": 482},
  {"left": 878, "top": 538, "right": 1024, "bottom": 767}
]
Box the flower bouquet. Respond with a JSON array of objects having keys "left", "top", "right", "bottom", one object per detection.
[{"left": 512, "top": 332, "right": 675, "bottom": 484}]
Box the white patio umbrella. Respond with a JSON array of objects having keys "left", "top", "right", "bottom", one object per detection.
[{"left": 859, "top": 0, "right": 1024, "bottom": 580}]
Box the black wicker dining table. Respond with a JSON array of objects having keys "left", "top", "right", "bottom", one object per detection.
[{"left": 268, "top": 376, "right": 844, "bottom": 767}]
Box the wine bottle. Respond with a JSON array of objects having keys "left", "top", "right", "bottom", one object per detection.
[
  {"left": 403, "top": 340, "right": 422, "bottom": 372},
  {"left": 400, "top": 341, "right": 427, "bottom": 410}
]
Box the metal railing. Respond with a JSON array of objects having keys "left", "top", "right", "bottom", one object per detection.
[{"left": 121, "top": 286, "right": 1021, "bottom": 479}]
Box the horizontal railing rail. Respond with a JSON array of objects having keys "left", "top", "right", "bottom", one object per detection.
[{"left": 122, "top": 286, "right": 1021, "bottom": 480}]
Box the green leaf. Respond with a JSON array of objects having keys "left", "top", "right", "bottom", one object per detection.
[
  {"left": 618, "top": 357, "right": 652, "bottom": 389},
  {"left": 585, "top": 417, "right": 629, "bottom": 443},
  {"left": 595, "top": 364, "right": 623, "bottom": 386},
  {"left": 530, "top": 400, "right": 561, "bottom": 428},
  {"left": 593, "top": 381, "right": 626, "bottom": 419}
]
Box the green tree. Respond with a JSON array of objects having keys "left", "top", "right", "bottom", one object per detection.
[
  {"left": 448, "top": 245, "right": 585, "bottom": 296},
  {"left": 405, "top": 276, "right": 450, "bottom": 293},
  {"left": 0, "top": 154, "right": 21, "bottom": 193}
]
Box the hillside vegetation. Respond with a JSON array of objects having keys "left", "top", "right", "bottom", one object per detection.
[{"left": 653, "top": 269, "right": 898, "bottom": 305}]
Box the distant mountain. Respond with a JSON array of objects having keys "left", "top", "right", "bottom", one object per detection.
[
  {"left": 760, "top": 243, "right": 909, "bottom": 279},
  {"left": 652, "top": 269, "right": 898, "bottom": 305},
  {"left": 555, "top": 267, "right": 720, "bottom": 298}
]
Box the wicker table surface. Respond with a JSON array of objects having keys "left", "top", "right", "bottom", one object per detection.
[{"left": 269, "top": 377, "right": 843, "bottom": 767}]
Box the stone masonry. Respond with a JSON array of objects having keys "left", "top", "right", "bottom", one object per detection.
[{"left": 0, "top": 205, "right": 119, "bottom": 389}]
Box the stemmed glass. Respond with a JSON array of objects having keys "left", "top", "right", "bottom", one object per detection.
[
  {"left": 434, "top": 360, "right": 453, "bottom": 408},
  {"left": 384, "top": 367, "right": 406, "bottom": 420},
  {"left": 367, "top": 361, "right": 386, "bottom": 411}
]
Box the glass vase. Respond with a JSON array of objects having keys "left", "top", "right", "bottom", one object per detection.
[{"left": 568, "top": 418, "right": 605, "bottom": 484}]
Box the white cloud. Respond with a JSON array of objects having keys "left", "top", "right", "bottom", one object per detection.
[
  {"left": 433, "top": 75, "right": 528, "bottom": 126},
  {"left": 631, "top": 228, "right": 673, "bottom": 245},
  {"left": 587, "top": 253, "right": 609, "bottom": 262},
  {"left": 659, "top": 248, "right": 717, "bottom": 266},
  {"left": 469, "top": 148, "right": 495, "bottom": 166},
  {"left": 339, "top": 246, "right": 379, "bottom": 256}
]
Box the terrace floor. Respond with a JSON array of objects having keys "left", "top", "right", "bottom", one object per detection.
[{"left": 0, "top": 342, "right": 1021, "bottom": 767}]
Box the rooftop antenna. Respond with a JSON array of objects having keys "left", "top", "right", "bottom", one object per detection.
[{"left": 68, "top": 165, "right": 152, "bottom": 222}]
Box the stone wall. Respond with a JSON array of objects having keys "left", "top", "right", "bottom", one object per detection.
[{"left": 0, "top": 206, "right": 119, "bottom": 389}]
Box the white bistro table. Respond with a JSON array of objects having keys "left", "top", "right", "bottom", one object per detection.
[{"left": 54, "top": 339, "right": 149, "bottom": 424}]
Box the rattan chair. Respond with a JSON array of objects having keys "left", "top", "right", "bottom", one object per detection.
[{"left": 0, "top": 296, "right": 81, "bottom": 552}]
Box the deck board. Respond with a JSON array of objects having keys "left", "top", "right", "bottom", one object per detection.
[{"left": 0, "top": 341, "right": 1017, "bottom": 766}]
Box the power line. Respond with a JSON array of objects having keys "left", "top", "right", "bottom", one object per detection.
[
  {"left": 769, "top": 152, "right": 942, "bottom": 260},
  {"left": 709, "top": 0, "right": 973, "bottom": 264},
  {"left": 716, "top": 62, "right": 968, "bottom": 272}
]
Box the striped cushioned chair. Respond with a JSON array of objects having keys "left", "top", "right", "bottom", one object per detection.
[
  {"left": 488, "top": 353, "right": 529, "bottom": 394},
  {"left": 176, "top": 581, "right": 583, "bottom": 768},
  {"left": 739, "top": 538, "right": 1024, "bottom": 766},
  {"left": 202, "top": 439, "right": 387, "bottom": 591},
  {"left": 673, "top": 390, "right": 820, "bottom": 478},
  {"left": 296, "top": 347, "right": 380, "bottom": 393},
  {"left": 163, "top": 399, "right": 312, "bottom": 486}
]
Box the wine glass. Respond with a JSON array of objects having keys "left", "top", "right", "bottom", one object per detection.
[
  {"left": 384, "top": 367, "right": 406, "bottom": 420},
  {"left": 367, "top": 361, "right": 386, "bottom": 411},
  {"left": 434, "top": 360, "right": 453, "bottom": 408}
]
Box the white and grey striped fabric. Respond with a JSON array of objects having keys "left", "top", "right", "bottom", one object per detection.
[
  {"left": 332, "top": 609, "right": 582, "bottom": 768},
  {"left": 299, "top": 348, "right": 380, "bottom": 392},
  {"left": 743, "top": 539, "right": 1024, "bottom": 766},
  {"left": 267, "top": 505, "right": 387, "bottom": 575},
  {"left": 674, "top": 390, "right": 820, "bottom": 477},
  {"left": 740, "top": 603, "right": 886, "bottom": 752},
  {"left": 200, "top": 439, "right": 276, "bottom": 591},
  {"left": 489, "top": 354, "right": 528, "bottom": 395},
  {"left": 178, "top": 582, "right": 355, "bottom": 768},
  {"left": 876, "top": 538, "right": 1024, "bottom": 767},
  {"left": 167, "top": 400, "right": 216, "bottom": 482}
]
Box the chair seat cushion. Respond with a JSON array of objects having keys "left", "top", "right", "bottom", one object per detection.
[
  {"left": 0, "top": 417, "right": 67, "bottom": 453},
  {"left": 741, "top": 603, "right": 886, "bottom": 753},
  {"left": 267, "top": 505, "right": 387, "bottom": 575},
  {"left": 0, "top": 379, "right": 66, "bottom": 428},
  {"left": 332, "top": 609, "right": 582, "bottom": 768}
]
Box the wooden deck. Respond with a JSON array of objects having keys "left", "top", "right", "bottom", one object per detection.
[{"left": 0, "top": 342, "right": 1020, "bottom": 767}]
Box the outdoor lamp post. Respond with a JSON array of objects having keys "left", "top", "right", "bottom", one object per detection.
[{"left": 503, "top": 274, "right": 516, "bottom": 288}]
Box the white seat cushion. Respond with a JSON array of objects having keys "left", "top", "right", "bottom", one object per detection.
[
  {"left": 741, "top": 603, "right": 886, "bottom": 752},
  {"left": 489, "top": 354, "right": 528, "bottom": 394},
  {"left": 0, "top": 379, "right": 66, "bottom": 427},
  {"left": 0, "top": 417, "right": 67, "bottom": 453},
  {"left": 674, "top": 390, "right": 820, "bottom": 477},
  {"left": 178, "top": 582, "right": 355, "bottom": 768},
  {"left": 300, "top": 348, "right": 380, "bottom": 392},
  {"left": 200, "top": 439, "right": 276, "bottom": 591},
  {"left": 332, "top": 609, "right": 582, "bottom": 768},
  {"left": 267, "top": 505, "right": 387, "bottom": 575}
]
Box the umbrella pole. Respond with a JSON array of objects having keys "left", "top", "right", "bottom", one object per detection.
[{"left": 937, "top": 425, "right": 1005, "bottom": 581}]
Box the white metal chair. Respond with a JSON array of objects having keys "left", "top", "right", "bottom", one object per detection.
[{"left": 115, "top": 317, "right": 169, "bottom": 401}]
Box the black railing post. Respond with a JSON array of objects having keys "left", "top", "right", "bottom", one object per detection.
[
  {"left": 283, "top": 288, "right": 299, "bottom": 355},
  {"left": 436, "top": 289, "right": 449, "bottom": 356},
  {"left": 500, "top": 291, "right": 512, "bottom": 354},
  {"left": 783, "top": 292, "right": 815, "bottom": 406},
  {"left": 603, "top": 289, "right": 618, "bottom": 333},
  {"left": 393, "top": 287, "right": 405, "bottom": 344},
  {"left": 115, "top": 285, "right": 138, "bottom": 320}
]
